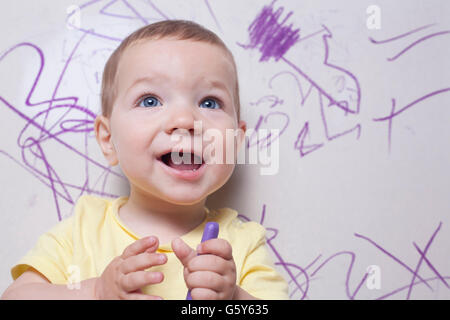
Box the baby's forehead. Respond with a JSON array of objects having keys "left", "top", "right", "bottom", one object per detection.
[
  {"left": 117, "top": 38, "right": 236, "bottom": 88},
  {"left": 126, "top": 37, "right": 232, "bottom": 62}
]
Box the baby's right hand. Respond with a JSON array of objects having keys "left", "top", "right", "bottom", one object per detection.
[{"left": 94, "top": 236, "right": 167, "bottom": 300}]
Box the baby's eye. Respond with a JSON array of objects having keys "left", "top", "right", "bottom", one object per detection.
[
  {"left": 138, "top": 95, "right": 162, "bottom": 108},
  {"left": 200, "top": 97, "right": 221, "bottom": 109}
]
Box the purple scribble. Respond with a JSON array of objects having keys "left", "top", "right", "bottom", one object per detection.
[
  {"left": 145, "top": 0, "right": 171, "bottom": 21},
  {"left": 318, "top": 90, "right": 362, "bottom": 142},
  {"left": 354, "top": 233, "right": 433, "bottom": 292},
  {"left": 308, "top": 250, "right": 369, "bottom": 300},
  {"left": 66, "top": 0, "right": 222, "bottom": 42},
  {"left": 281, "top": 24, "right": 361, "bottom": 116},
  {"left": 100, "top": 0, "right": 138, "bottom": 19},
  {"left": 268, "top": 71, "right": 313, "bottom": 107},
  {"left": 1, "top": 0, "right": 232, "bottom": 222},
  {"left": 1, "top": 0, "right": 448, "bottom": 300},
  {"left": 369, "top": 23, "right": 450, "bottom": 61},
  {"left": 99, "top": 0, "right": 170, "bottom": 21},
  {"left": 122, "top": 0, "right": 150, "bottom": 25},
  {"left": 296, "top": 27, "right": 328, "bottom": 45},
  {"left": 412, "top": 242, "right": 449, "bottom": 290},
  {"left": 355, "top": 221, "right": 449, "bottom": 299},
  {"left": 373, "top": 88, "right": 450, "bottom": 153},
  {"left": 375, "top": 274, "right": 450, "bottom": 300},
  {"left": 241, "top": 1, "right": 362, "bottom": 159},
  {"left": 242, "top": 0, "right": 300, "bottom": 62},
  {"left": 387, "top": 30, "right": 450, "bottom": 62},
  {"left": 249, "top": 94, "right": 284, "bottom": 109},
  {"left": 246, "top": 111, "right": 290, "bottom": 150},
  {"left": 369, "top": 23, "right": 436, "bottom": 44},
  {"left": 239, "top": 205, "right": 449, "bottom": 299},
  {"left": 204, "top": 0, "right": 223, "bottom": 33},
  {"left": 0, "top": 38, "right": 123, "bottom": 221},
  {"left": 406, "top": 222, "right": 447, "bottom": 299},
  {"left": 293, "top": 122, "right": 324, "bottom": 157}
]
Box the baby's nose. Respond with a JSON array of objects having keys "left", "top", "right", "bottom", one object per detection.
[{"left": 164, "top": 106, "right": 198, "bottom": 135}]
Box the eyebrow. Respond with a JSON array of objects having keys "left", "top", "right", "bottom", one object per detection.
[
  {"left": 125, "top": 75, "right": 231, "bottom": 97},
  {"left": 125, "top": 76, "right": 163, "bottom": 96},
  {"left": 205, "top": 79, "right": 231, "bottom": 95}
]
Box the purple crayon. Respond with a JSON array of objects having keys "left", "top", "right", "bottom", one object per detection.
[{"left": 186, "top": 222, "right": 219, "bottom": 300}]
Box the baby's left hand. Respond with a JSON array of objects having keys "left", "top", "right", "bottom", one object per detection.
[{"left": 172, "top": 237, "right": 237, "bottom": 300}]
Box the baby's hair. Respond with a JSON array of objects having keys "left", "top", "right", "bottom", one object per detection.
[{"left": 101, "top": 19, "right": 241, "bottom": 121}]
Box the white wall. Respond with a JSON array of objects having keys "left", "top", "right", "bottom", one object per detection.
[{"left": 1, "top": 0, "right": 449, "bottom": 299}]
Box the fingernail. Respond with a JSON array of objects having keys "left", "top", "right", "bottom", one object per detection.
[{"left": 147, "top": 236, "right": 156, "bottom": 245}]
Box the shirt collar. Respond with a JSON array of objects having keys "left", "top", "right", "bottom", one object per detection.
[{"left": 111, "top": 196, "right": 213, "bottom": 252}]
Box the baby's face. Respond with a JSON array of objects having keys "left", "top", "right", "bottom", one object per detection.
[{"left": 100, "top": 38, "right": 246, "bottom": 204}]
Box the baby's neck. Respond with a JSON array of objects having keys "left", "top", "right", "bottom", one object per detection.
[{"left": 118, "top": 190, "right": 207, "bottom": 246}]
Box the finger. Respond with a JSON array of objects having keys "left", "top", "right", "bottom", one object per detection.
[
  {"left": 190, "top": 287, "right": 217, "bottom": 300},
  {"left": 186, "top": 254, "right": 227, "bottom": 274},
  {"left": 120, "top": 252, "right": 167, "bottom": 274},
  {"left": 186, "top": 271, "right": 223, "bottom": 292},
  {"left": 171, "top": 237, "right": 197, "bottom": 268},
  {"left": 121, "top": 236, "right": 159, "bottom": 259},
  {"left": 120, "top": 271, "right": 164, "bottom": 293},
  {"left": 197, "top": 239, "right": 233, "bottom": 260}
]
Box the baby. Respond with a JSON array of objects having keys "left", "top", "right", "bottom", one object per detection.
[{"left": 2, "top": 20, "right": 288, "bottom": 300}]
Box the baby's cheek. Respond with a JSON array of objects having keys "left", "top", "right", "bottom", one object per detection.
[
  {"left": 220, "top": 127, "right": 242, "bottom": 165},
  {"left": 115, "top": 139, "right": 151, "bottom": 181},
  {"left": 209, "top": 162, "right": 235, "bottom": 187}
]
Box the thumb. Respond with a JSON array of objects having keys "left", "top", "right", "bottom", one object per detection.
[{"left": 171, "top": 237, "right": 197, "bottom": 268}]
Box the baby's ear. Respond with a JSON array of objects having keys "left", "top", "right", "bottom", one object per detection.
[{"left": 94, "top": 115, "right": 118, "bottom": 166}]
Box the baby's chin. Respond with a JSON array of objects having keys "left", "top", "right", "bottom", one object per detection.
[
  {"left": 156, "top": 175, "right": 234, "bottom": 206},
  {"left": 166, "top": 194, "right": 206, "bottom": 206},
  {"left": 155, "top": 184, "right": 212, "bottom": 205},
  {"left": 126, "top": 162, "right": 235, "bottom": 205}
]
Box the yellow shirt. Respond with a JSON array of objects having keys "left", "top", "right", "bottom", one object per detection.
[{"left": 11, "top": 195, "right": 289, "bottom": 299}]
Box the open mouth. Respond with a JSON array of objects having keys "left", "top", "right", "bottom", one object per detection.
[{"left": 158, "top": 152, "right": 204, "bottom": 171}]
